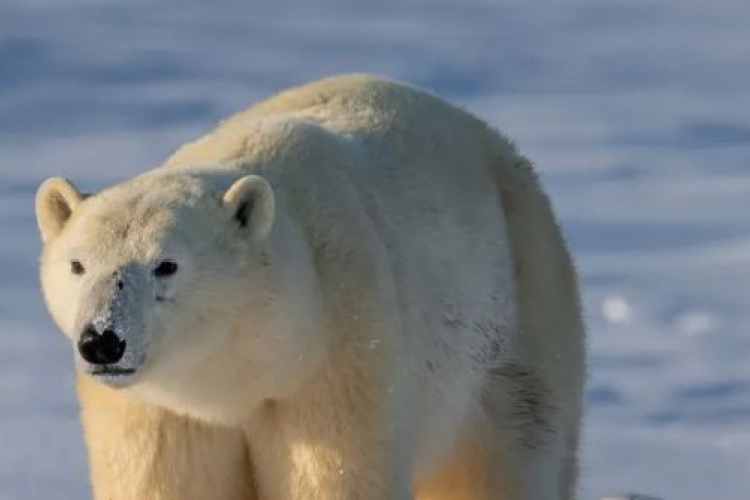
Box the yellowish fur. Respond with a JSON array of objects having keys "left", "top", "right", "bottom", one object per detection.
[
  {"left": 37, "top": 74, "right": 585, "bottom": 500},
  {"left": 78, "top": 376, "right": 253, "bottom": 500}
]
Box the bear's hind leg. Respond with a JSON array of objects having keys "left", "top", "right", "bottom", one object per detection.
[
  {"left": 415, "top": 363, "right": 576, "bottom": 500},
  {"left": 414, "top": 415, "right": 522, "bottom": 500},
  {"left": 481, "top": 362, "right": 578, "bottom": 500}
]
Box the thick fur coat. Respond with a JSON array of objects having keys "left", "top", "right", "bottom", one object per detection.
[{"left": 36, "top": 74, "right": 585, "bottom": 500}]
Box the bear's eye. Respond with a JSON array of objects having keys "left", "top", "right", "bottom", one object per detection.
[
  {"left": 71, "top": 260, "right": 85, "bottom": 275},
  {"left": 154, "top": 260, "right": 178, "bottom": 278}
]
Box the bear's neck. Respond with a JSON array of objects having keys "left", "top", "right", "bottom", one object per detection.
[{"left": 252, "top": 200, "right": 332, "bottom": 391}]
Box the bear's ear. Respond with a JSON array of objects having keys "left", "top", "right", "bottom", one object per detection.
[
  {"left": 35, "top": 177, "right": 84, "bottom": 243},
  {"left": 222, "top": 175, "right": 275, "bottom": 240}
]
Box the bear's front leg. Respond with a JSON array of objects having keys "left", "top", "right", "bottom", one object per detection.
[
  {"left": 247, "top": 363, "right": 415, "bottom": 500},
  {"left": 77, "top": 376, "right": 255, "bottom": 500}
]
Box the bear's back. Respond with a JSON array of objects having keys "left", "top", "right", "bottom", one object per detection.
[{"left": 162, "top": 74, "right": 507, "bottom": 174}]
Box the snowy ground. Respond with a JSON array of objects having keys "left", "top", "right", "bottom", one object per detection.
[{"left": 1, "top": 1, "right": 749, "bottom": 499}]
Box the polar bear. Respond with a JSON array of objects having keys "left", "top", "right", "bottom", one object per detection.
[{"left": 36, "top": 74, "right": 585, "bottom": 500}]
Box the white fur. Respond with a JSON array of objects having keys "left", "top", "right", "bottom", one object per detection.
[{"left": 37, "top": 74, "right": 585, "bottom": 500}]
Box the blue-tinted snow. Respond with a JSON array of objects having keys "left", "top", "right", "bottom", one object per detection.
[{"left": 1, "top": 1, "right": 748, "bottom": 499}]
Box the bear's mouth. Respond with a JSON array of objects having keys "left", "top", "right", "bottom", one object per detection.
[
  {"left": 84, "top": 364, "right": 141, "bottom": 387},
  {"left": 89, "top": 366, "right": 137, "bottom": 376}
]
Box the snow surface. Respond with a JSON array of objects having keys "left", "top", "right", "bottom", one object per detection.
[{"left": 1, "top": 1, "right": 749, "bottom": 499}]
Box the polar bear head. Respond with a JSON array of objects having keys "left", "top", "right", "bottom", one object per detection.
[{"left": 35, "top": 169, "right": 316, "bottom": 420}]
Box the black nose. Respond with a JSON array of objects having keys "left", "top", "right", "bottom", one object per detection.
[{"left": 78, "top": 325, "right": 126, "bottom": 365}]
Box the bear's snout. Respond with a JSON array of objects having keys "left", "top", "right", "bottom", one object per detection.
[{"left": 78, "top": 325, "right": 127, "bottom": 365}]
